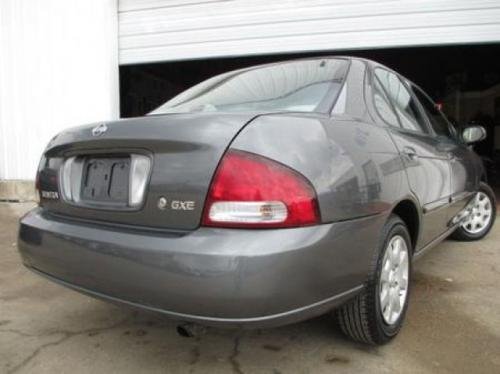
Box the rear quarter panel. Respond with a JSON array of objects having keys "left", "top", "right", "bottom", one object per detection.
[{"left": 230, "top": 113, "right": 409, "bottom": 223}]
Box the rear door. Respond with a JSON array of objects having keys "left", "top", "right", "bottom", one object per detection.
[
  {"left": 373, "top": 68, "right": 452, "bottom": 248},
  {"left": 409, "top": 84, "right": 478, "bottom": 219}
]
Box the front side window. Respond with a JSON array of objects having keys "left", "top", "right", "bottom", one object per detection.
[
  {"left": 150, "top": 59, "right": 349, "bottom": 114},
  {"left": 375, "top": 69, "right": 429, "bottom": 134},
  {"left": 411, "top": 85, "right": 454, "bottom": 140}
]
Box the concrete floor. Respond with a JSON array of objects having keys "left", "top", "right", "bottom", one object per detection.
[{"left": 1, "top": 203, "right": 500, "bottom": 374}]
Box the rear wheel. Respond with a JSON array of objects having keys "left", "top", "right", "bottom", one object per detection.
[
  {"left": 451, "top": 182, "right": 496, "bottom": 241},
  {"left": 336, "top": 215, "right": 411, "bottom": 345}
]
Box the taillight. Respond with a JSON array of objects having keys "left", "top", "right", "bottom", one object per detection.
[
  {"left": 202, "top": 149, "right": 320, "bottom": 228},
  {"left": 35, "top": 155, "right": 46, "bottom": 200},
  {"left": 35, "top": 155, "right": 45, "bottom": 193},
  {"left": 35, "top": 172, "right": 40, "bottom": 193}
]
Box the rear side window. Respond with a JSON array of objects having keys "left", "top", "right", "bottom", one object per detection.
[
  {"left": 411, "top": 85, "right": 454, "bottom": 139},
  {"left": 375, "top": 69, "right": 429, "bottom": 134},
  {"left": 372, "top": 77, "right": 399, "bottom": 127}
]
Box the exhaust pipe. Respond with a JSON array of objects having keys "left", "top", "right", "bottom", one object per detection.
[{"left": 176, "top": 323, "right": 206, "bottom": 338}]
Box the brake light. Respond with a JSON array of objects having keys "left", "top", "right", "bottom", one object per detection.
[
  {"left": 202, "top": 149, "right": 320, "bottom": 228},
  {"left": 35, "top": 155, "right": 45, "bottom": 193},
  {"left": 35, "top": 155, "right": 47, "bottom": 201},
  {"left": 35, "top": 172, "right": 40, "bottom": 192}
]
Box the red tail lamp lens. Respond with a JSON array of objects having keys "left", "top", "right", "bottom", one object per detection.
[{"left": 202, "top": 149, "right": 320, "bottom": 228}]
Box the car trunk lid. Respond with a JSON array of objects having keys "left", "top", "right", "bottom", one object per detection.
[{"left": 37, "top": 112, "right": 259, "bottom": 230}]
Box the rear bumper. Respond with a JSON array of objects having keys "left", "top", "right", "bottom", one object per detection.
[{"left": 18, "top": 208, "right": 386, "bottom": 328}]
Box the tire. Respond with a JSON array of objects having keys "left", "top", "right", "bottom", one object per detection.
[
  {"left": 451, "top": 182, "right": 496, "bottom": 241},
  {"left": 336, "top": 214, "right": 412, "bottom": 345}
]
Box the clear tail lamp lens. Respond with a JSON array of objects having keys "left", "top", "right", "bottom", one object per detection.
[
  {"left": 129, "top": 155, "right": 151, "bottom": 207},
  {"left": 60, "top": 156, "right": 84, "bottom": 202},
  {"left": 60, "top": 156, "right": 76, "bottom": 201},
  {"left": 208, "top": 201, "right": 288, "bottom": 224}
]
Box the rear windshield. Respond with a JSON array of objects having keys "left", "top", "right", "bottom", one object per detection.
[{"left": 150, "top": 59, "right": 349, "bottom": 114}]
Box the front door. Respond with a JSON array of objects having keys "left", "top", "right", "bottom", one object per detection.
[
  {"left": 374, "top": 69, "right": 452, "bottom": 249},
  {"left": 409, "top": 85, "right": 478, "bottom": 220}
]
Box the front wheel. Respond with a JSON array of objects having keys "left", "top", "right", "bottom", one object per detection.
[
  {"left": 451, "top": 182, "right": 496, "bottom": 241},
  {"left": 336, "top": 215, "right": 412, "bottom": 345}
]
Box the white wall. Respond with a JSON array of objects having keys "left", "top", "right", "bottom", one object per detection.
[
  {"left": 119, "top": 0, "right": 500, "bottom": 65},
  {"left": 0, "top": 0, "right": 119, "bottom": 181}
]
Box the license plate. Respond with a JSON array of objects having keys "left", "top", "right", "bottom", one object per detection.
[{"left": 81, "top": 156, "right": 130, "bottom": 204}]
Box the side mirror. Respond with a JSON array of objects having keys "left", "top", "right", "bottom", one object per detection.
[{"left": 462, "top": 125, "right": 486, "bottom": 144}]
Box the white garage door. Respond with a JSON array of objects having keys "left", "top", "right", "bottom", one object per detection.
[{"left": 119, "top": 0, "right": 500, "bottom": 65}]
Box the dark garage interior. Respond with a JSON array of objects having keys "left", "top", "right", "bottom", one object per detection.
[{"left": 120, "top": 43, "right": 500, "bottom": 187}]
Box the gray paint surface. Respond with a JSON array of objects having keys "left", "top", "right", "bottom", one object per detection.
[
  {"left": 19, "top": 207, "right": 385, "bottom": 326},
  {"left": 39, "top": 112, "right": 261, "bottom": 230},
  {"left": 18, "top": 57, "right": 485, "bottom": 327},
  {"left": 5, "top": 203, "right": 500, "bottom": 373}
]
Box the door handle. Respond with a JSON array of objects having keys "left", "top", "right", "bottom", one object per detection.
[{"left": 402, "top": 146, "right": 418, "bottom": 159}]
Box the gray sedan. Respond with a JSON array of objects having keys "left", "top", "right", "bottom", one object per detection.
[{"left": 18, "top": 57, "right": 496, "bottom": 345}]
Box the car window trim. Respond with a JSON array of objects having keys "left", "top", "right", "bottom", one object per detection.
[
  {"left": 326, "top": 59, "right": 352, "bottom": 115},
  {"left": 371, "top": 72, "right": 401, "bottom": 128},
  {"left": 365, "top": 67, "right": 413, "bottom": 133},
  {"left": 373, "top": 67, "right": 433, "bottom": 136},
  {"left": 400, "top": 78, "right": 439, "bottom": 137},
  {"left": 371, "top": 68, "right": 433, "bottom": 139},
  {"left": 406, "top": 81, "right": 461, "bottom": 143}
]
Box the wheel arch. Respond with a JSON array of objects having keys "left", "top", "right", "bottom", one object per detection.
[
  {"left": 391, "top": 198, "right": 421, "bottom": 252},
  {"left": 480, "top": 171, "right": 488, "bottom": 183}
]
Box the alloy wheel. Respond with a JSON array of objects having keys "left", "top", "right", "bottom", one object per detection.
[
  {"left": 462, "top": 192, "right": 493, "bottom": 234},
  {"left": 379, "top": 235, "right": 409, "bottom": 325}
]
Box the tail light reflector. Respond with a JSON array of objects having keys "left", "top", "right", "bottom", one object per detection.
[
  {"left": 35, "top": 155, "right": 46, "bottom": 198},
  {"left": 202, "top": 149, "right": 320, "bottom": 228}
]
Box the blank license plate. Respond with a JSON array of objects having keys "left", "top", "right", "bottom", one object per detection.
[{"left": 81, "top": 156, "right": 130, "bottom": 204}]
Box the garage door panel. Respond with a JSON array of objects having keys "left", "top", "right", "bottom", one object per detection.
[
  {"left": 119, "top": 0, "right": 384, "bottom": 19},
  {"left": 120, "top": 23, "right": 500, "bottom": 64},
  {"left": 119, "top": 0, "right": 227, "bottom": 12},
  {"left": 119, "top": 0, "right": 500, "bottom": 65},
  {"left": 120, "top": 9, "right": 500, "bottom": 51},
  {"left": 120, "top": 0, "right": 500, "bottom": 37}
]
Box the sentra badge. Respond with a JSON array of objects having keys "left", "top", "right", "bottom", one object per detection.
[{"left": 41, "top": 191, "right": 59, "bottom": 200}]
